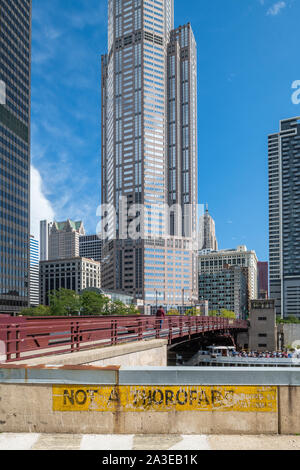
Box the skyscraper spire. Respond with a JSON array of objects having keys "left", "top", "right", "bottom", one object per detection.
[{"left": 199, "top": 207, "right": 218, "bottom": 252}]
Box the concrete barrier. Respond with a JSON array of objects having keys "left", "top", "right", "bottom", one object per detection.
[
  {"left": 9, "top": 339, "right": 168, "bottom": 368},
  {"left": 1, "top": 366, "right": 300, "bottom": 435}
]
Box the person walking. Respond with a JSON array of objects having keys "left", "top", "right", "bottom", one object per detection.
[{"left": 156, "top": 305, "right": 165, "bottom": 330}]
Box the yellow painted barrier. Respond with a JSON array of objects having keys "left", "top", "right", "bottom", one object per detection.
[{"left": 53, "top": 385, "right": 277, "bottom": 413}]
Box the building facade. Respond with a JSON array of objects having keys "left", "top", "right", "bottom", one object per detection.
[
  {"left": 79, "top": 235, "right": 102, "bottom": 262},
  {"left": 269, "top": 117, "right": 300, "bottom": 318},
  {"left": 101, "top": 0, "right": 198, "bottom": 306},
  {"left": 198, "top": 245, "right": 258, "bottom": 301},
  {"left": 47, "top": 220, "right": 85, "bottom": 261},
  {"left": 40, "top": 257, "right": 101, "bottom": 306},
  {"left": 40, "top": 219, "right": 49, "bottom": 261},
  {"left": 248, "top": 299, "right": 277, "bottom": 352},
  {"left": 198, "top": 266, "right": 248, "bottom": 319},
  {"left": 29, "top": 235, "right": 39, "bottom": 306},
  {"left": 0, "top": 0, "right": 31, "bottom": 312},
  {"left": 257, "top": 261, "right": 269, "bottom": 299}
]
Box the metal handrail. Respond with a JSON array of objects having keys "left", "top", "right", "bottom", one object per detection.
[{"left": 0, "top": 315, "right": 247, "bottom": 363}]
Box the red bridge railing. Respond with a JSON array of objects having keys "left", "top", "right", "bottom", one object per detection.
[{"left": 0, "top": 316, "right": 248, "bottom": 363}]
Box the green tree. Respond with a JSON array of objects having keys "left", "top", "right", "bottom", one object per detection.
[
  {"left": 220, "top": 309, "right": 236, "bottom": 319},
  {"left": 20, "top": 305, "right": 52, "bottom": 316},
  {"left": 167, "top": 309, "right": 180, "bottom": 316},
  {"left": 185, "top": 308, "right": 198, "bottom": 316},
  {"left": 80, "top": 291, "right": 109, "bottom": 316},
  {"left": 208, "top": 310, "right": 219, "bottom": 317},
  {"left": 48, "top": 288, "right": 81, "bottom": 316},
  {"left": 286, "top": 315, "right": 300, "bottom": 324},
  {"left": 126, "top": 304, "right": 140, "bottom": 315},
  {"left": 107, "top": 300, "right": 137, "bottom": 316}
]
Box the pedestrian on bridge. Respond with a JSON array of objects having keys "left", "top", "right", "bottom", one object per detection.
[{"left": 156, "top": 306, "right": 165, "bottom": 330}]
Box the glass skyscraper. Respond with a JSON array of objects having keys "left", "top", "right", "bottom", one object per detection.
[
  {"left": 269, "top": 117, "right": 300, "bottom": 318},
  {"left": 101, "top": 0, "right": 198, "bottom": 307},
  {"left": 0, "top": 0, "right": 31, "bottom": 312},
  {"left": 29, "top": 234, "right": 39, "bottom": 306}
]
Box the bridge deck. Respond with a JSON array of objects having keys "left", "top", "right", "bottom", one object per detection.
[{"left": 0, "top": 315, "right": 247, "bottom": 363}]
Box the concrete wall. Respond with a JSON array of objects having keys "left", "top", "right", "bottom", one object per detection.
[
  {"left": 10, "top": 340, "right": 168, "bottom": 368},
  {"left": 280, "top": 324, "right": 300, "bottom": 349},
  {"left": 0, "top": 366, "right": 299, "bottom": 435},
  {"left": 249, "top": 300, "right": 277, "bottom": 352}
]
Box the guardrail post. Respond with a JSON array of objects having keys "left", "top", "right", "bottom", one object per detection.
[
  {"left": 111, "top": 319, "right": 117, "bottom": 346},
  {"left": 168, "top": 318, "right": 172, "bottom": 344},
  {"left": 179, "top": 316, "right": 183, "bottom": 337},
  {"left": 6, "top": 325, "right": 11, "bottom": 361},
  {"left": 138, "top": 319, "right": 143, "bottom": 341},
  {"left": 75, "top": 321, "right": 80, "bottom": 351},
  {"left": 15, "top": 325, "right": 20, "bottom": 360},
  {"left": 71, "top": 322, "right": 75, "bottom": 353},
  {"left": 155, "top": 318, "right": 160, "bottom": 339}
]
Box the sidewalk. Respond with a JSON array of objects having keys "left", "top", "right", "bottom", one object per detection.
[{"left": 0, "top": 433, "right": 300, "bottom": 450}]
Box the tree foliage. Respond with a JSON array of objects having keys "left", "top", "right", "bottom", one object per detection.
[
  {"left": 220, "top": 309, "right": 236, "bottom": 319},
  {"left": 20, "top": 288, "right": 139, "bottom": 317},
  {"left": 167, "top": 309, "right": 180, "bottom": 316},
  {"left": 80, "top": 290, "right": 109, "bottom": 316},
  {"left": 277, "top": 315, "right": 300, "bottom": 324},
  {"left": 20, "top": 305, "right": 52, "bottom": 316},
  {"left": 208, "top": 309, "right": 236, "bottom": 319},
  {"left": 48, "top": 289, "right": 81, "bottom": 316},
  {"left": 185, "top": 308, "right": 199, "bottom": 316}
]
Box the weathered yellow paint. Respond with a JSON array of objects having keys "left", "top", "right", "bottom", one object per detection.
[{"left": 52, "top": 385, "right": 277, "bottom": 413}]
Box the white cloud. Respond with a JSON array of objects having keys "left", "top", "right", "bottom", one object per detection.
[
  {"left": 267, "top": 1, "right": 286, "bottom": 15},
  {"left": 30, "top": 166, "right": 55, "bottom": 240}
]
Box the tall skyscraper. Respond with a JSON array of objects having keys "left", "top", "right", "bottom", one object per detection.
[
  {"left": 40, "top": 219, "right": 49, "bottom": 261},
  {"left": 29, "top": 235, "right": 39, "bottom": 306},
  {"left": 101, "top": 0, "right": 198, "bottom": 307},
  {"left": 0, "top": 0, "right": 31, "bottom": 313},
  {"left": 40, "top": 220, "right": 85, "bottom": 261},
  {"left": 269, "top": 117, "right": 300, "bottom": 318},
  {"left": 198, "top": 206, "right": 218, "bottom": 252}
]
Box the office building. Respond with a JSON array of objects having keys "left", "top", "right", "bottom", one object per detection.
[
  {"left": 40, "top": 257, "right": 101, "bottom": 306},
  {"left": 41, "top": 219, "right": 103, "bottom": 264},
  {"left": 0, "top": 0, "right": 31, "bottom": 312},
  {"left": 29, "top": 235, "right": 39, "bottom": 306},
  {"left": 198, "top": 265, "right": 248, "bottom": 319},
  {"left": 40, "top": 220, "right": 49, "bottom": 261},
  {"left": 198, "top": 206, "right": 218, "bottom": 251},
  {"left": 101, "top": 0, "right": 198, "bottom": 306},
  {"left": 257, "top": 261, "right": 269, "bottom": 299},
  {"left": 79, "top": 235, "right": 102, "bottom": 262},
  {"left": 198, "top": 245, "right": 258, "bottom": 301},
  {"left": 269, "top": 117, "right": 300, "bottom": 318},
  {"left": 42, "top": 219, "right": 85, "bottom": 261}
]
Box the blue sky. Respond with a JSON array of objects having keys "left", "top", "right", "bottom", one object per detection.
[{"left": 30, "top": 0, "right": 300, "bottom": 262}]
